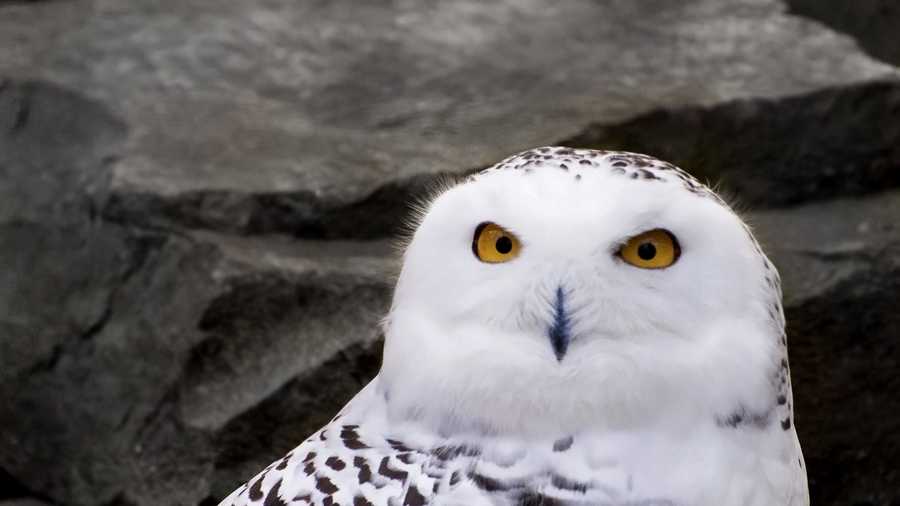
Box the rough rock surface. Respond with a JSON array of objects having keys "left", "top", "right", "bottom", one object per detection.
[
  {"left": 787, "top": 0, "right": 900, "bottom": 67},
  {"left": 0, "top": 500, "right": 52, "bottom": 506},
  {"left": 2, "top": 0, "right": 898, "bottom": 240},
  {"left": 752, "top": 193, "right": 900, "bottom": 506},
  {"left": 0, "top": 0, "right": 898, "bottom": 505},
  {"left": 563, "top": 81, "right": 900, "bottom": 208}
]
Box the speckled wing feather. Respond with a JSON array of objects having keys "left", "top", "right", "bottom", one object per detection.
[
  {"left": 218, "top": 380, "right": 685, "bottom": 506},
  {"left": 220, "top": 374, "right": 807, "bottom": 506},
  {"left": 219, "top": 381, "right": 483, "bottom": 506}
]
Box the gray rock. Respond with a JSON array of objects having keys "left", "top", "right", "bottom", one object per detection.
[
  {"left": 752, "top": 191, "right": 900, "bottom": 506},
  {"left": 0, "top": 225, "right": 394, "bottom": 505},
  {"left": 208, "top": 335, "right": 383, "bottom": 502},
  {"left": 1, "top": 225, "right": 395, "bottom": 500},
  {"left": 0, "top": 499, "right": 53, "bottom": 506},
  {"left": 0, "top": 79, "right": 128, "bottom": 401},
  {"left": 786, "top": 0, "right": 900, "bottom": 67},
  {"left": 2, "top": 0, "right": 898, "bottom": 239},
  {"left": 564, "top": 80, "right": 900, "bottom": 209},
  {"left": 0, "top": 78, "right": 394, "bottom": 506}
]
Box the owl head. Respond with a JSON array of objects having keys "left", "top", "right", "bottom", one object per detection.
[{"left": 379, "top": 147, "right": 787, "bottom": 437}]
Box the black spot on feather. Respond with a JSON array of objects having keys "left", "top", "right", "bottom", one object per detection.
[
  {"left": 341, "top": 425, "right": 369, "bottom": 450},
  {"left": 551, "top": 475, "right": 588, "bottom": 493},
  {"left": 263, "top": 479, "right": 288, "bottom": 506},
  {"left": 354, "top": 456, "right": 373, "bottom": 484},
  {"left": 403, "top": 486, "right": 427, "bottom": 506},
  {"left": 248, "top": 473, "right": 266, "bottom": 501},
  {"left": 316, "top": 476, "right": 339, "bottom": 495},
  {"left": 386, "top": 438, "right": 414, "bottom": 452},
  {"left": 553, "top": 436, "right": 574, "bottom": 452},
  {"left": 431, "top": 444, "right": 481, "bottom": 461},
  {"left": 471, "top": 473, "right": 510, "bottom": 492},
  {"left": 519, "top": 492, "right": 564, "bottom": 506},
  {"left": 325, "top": 456, "right": 346, "bottom": 471},
  {"left": 378, "top": 457, "right": 408, "bottom": 482}
]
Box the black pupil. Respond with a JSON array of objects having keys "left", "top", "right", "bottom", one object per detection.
[
  {"left": 495, "top": 236, "right": 513, "bottom": 254},
  {"left": 637, "top": 242, "right": 656, "bottom": 260}
]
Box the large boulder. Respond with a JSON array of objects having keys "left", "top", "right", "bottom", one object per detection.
[
  {"left": 754, "top": 192, "right": 900, "bottom": 506},
  {"left": 786, "top": 0, "right": 900, "bottom": 67},
  {"left": 2, "top": 0, "right": 898, "bottom": 240},
  {"left": 564, "top": 81, "right": 900, "bottom": 208}
]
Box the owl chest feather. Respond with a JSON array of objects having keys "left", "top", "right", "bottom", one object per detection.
[{"left": 221, "top": 392, "right": 804, "bottom": 506}]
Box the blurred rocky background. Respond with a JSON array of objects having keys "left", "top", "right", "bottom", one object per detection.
[{"left": 0, "top": 0, "right": 898, "bottom": 505}]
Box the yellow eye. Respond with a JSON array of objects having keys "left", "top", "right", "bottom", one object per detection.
[
  {"left": 619, "top": 229, "right": 680, "bottom": 269},
  {"left": 473, "top": 222, "right": 521, "bottom": 263}
]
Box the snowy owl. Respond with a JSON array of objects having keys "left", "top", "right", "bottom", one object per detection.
[{"left": 220, "top": 147, "right": 808, "bottom": 506}]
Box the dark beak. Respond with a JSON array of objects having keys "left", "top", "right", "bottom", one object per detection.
[{"left": 548, "top": 286, "right": 571, "bottom": 361}]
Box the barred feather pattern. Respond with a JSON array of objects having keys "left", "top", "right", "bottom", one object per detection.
[{"left": 220, "top": 383, "right": 683, "bottom": 506}]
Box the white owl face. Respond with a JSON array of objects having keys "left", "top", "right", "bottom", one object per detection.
[{"left": 381, "top": 148, "right": 782, "bottom": 436}]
